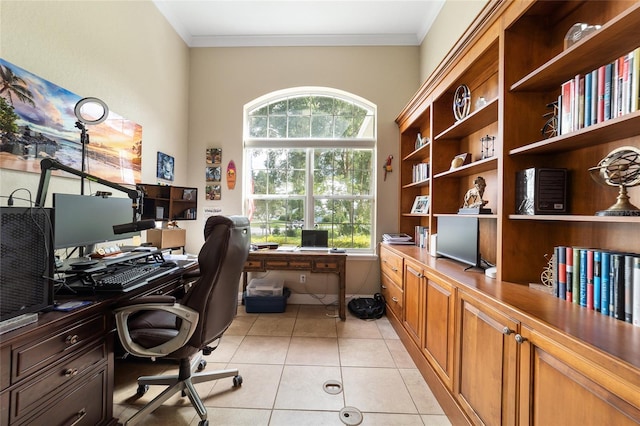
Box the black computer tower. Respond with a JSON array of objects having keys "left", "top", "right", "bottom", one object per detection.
[{"left": 0, "top": 207, "right": 54, "bottom": 321}]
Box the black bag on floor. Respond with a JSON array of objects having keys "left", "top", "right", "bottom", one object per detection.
[{"left": 348, "top": 293, "right": 386, "bottom": 319}]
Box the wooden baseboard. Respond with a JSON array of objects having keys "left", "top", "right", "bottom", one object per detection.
[{"left": 385, "top": 310, "right": 471, "bottom": 426}]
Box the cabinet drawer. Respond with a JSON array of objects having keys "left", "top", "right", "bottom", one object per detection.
[
  {"left": 20, "top": 367, "right": 108, "bottom": 426},
  {"left": 10, "top": 341, "right": 106, "bottom": 423},
  {"left": 11, "top": 315, "right": 106, "bottom": 383},
  {"left": 381, "top": 273, "right": 403, "bottom": 319},
  {"left": 380, "top": 249, "right": 403, "bottom": 287}
]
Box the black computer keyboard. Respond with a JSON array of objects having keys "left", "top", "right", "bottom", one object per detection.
[{"left": 93, "top": 263, "right": 175, "bottom": 290}]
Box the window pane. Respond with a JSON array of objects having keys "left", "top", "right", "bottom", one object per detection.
[
  {"left": 312, "top": 97, "right": 334, "bottom": 115},
  {"left": 334, "top": 116, "right": 353, "bottom": 137},
  {"left": 249, "top": 116, "right": 267, "bottom": 138},
  {"left": 269, "top": 100, "right": 287, "bottom": 115},
  {"left": 249, "top": 105, "right": 268, "bottom": 116},
  {"left": 311, "top": 115, "right": 333, "bottom": 138},
  {"left": 288, "top": 116, "right": 310, "bottom": 138},
  {"left": 288, "top": 96, "right": 311, "bottom": 116},
  {"left": 269, "top": 116, "right": 287, "bottom": 138}
]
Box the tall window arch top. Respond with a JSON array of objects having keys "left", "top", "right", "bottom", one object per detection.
[
  {"left": 246, "top": 90, "right": 375, "bottom": 140},
  {"left": 243, "top": 88, "right": 377, "bottom": 252}
]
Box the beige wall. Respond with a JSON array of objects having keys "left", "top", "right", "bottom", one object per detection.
[
  {"left": 0, "top": 0, "right": 190, "bottom": 220},
  {"left": 0, "top": 0, "right": 482, "bottom": 298},
  {"left": 187, "top": 46, "right": 419, "bottom": 297},
  {"left": 419, "top": 0, "right": 489, "bottom": 81}
]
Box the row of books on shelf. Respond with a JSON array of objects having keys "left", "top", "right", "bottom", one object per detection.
[
  {"left": 551, "top": 246, "right": 640, "bottom": 327},
  {"left": 414, "top": 226, "right": 429, "bottom": 249},
  {"left": 559, "top": 47, "right": 640, "bottom": 135},
  {"left": 181, "top": 207, "right": 197, "bottom": 219},
  {"left": 412, "top": 162, "right": 430, "bottom": 184}
]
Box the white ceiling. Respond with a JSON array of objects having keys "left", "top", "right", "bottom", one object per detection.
[{"left": 153, "top": 0, "right": 446, "bottom": 47}]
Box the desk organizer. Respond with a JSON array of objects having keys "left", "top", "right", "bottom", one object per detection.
[{"left": 243, "top": 287, "right": 290, "bottom": 313}]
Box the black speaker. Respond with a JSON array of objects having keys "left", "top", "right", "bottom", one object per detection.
[
  {"left": 516, "top": 168, "right": 568, "bottom": 215},
  {"left": 0, "top": 207, "right": 54, "bottom": 321}
]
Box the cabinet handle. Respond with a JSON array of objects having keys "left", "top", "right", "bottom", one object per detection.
[
  {"left": 502, "top": 326, "right": 514, "bottom": 335},
  {"left": 392, "top": 297, "right": 399, "bottom": 303},
  {"left": 67, "top": 408, "right": 87, "bottom": 426},
  {"left": 407, "top": 266, "right": 423, "bottom": 278},
  {"left": 381, "top": 285, "right": 387, "bottom": 289},
  {"left": 65, "top": 334, "right": 79, "bottom": 345},
  {"left": 64, "top": 368, "right": 79, "bottom": 377},
  {"left": 515, "top": 334, "right": 527, "bottom": 344},
  {"left": 391, "top": 267, "right": 398, "bottom": 272}
]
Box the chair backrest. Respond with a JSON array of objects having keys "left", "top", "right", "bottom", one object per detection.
[{"left": 176, "top": 215, "right": 250, "bottom": 357}]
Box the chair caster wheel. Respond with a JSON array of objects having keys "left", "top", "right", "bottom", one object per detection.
[
  {"left": 136, "top": 384, "right": 149, "bottom": 397},
  {"left": 233, "top": 375, "right": 243, "bottom": 387},
  {"left": 198, "top": 420, "right": 209, "bottom": 426},
  {"left": 197, "top": 359, "right": 207, "bottom": 371}
]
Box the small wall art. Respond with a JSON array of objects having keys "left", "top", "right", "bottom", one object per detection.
[
  {"left": 157, "top": 151, "right": 174, "bottom": 181},
  {"left": 206, "top": 184, "right": 221, "bottom": 200}
]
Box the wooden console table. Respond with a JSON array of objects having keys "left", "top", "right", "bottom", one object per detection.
[{"left": 243, "top": 250, "right": 347, "bottom": 320}]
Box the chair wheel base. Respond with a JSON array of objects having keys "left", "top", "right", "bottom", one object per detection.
[
  {"left": 137, "top": 384, "right": 149, "bottom": 397},
  {"left": 233, "top": 375, "right": 243, "bottom": 387},
  {"left": 197, "top": 359, "right": 207, "bottom": 371}
]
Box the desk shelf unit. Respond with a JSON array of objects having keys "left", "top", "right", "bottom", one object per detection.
[{"left": 138, "top": 184, "right": 197, "bottom": 222}]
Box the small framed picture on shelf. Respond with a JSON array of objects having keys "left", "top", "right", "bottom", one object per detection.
[
  {"left": 411, "top": 195, "right": 430, "bottom": 214},
  {"left": 182, "top": 188, "right": 196, "bottom": 200}
]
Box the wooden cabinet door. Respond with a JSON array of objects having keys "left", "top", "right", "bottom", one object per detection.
[
  {"left": 456, "top": 291, "right": 519, "bottom": 426},
  {"left": 422, "top": 273, "right": 455, "bottom": 390},
  {"left": 403, "top": 259, "right": 424, "bottom": 346},
  {"left": 518, "top": 325, "right": 640, "bottom": 426}
]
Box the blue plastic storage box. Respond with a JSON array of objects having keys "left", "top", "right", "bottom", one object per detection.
[{"left": 244, "top": 287, "right": 291, "bottom": 313}]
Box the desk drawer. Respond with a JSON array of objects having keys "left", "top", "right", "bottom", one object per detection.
[
  {"left": 244, "top": 259, "right": 264, "bottom": 271},
  {"left": 11, "top": 314, "right": 106, "bottom": 383},
  {"left": 10, "top": 341, "right": 106, "bottom": 423},
  {"left": 19, "top": 367, "right": 108, "bottom": 426},
  {"left": 381, "top": 273, "right": 403, "bottom": 319},
  {"left": 265, "top": 260, "right": 312, "bottom": 269},
  {"left": 313, "top": 260, "right": 340, "bottom": 271}
]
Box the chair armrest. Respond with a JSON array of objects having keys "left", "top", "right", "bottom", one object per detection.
[
  {"left": 114, "top": 302, "right": 199, "bottom": 358},
  {"left": 115, "top": 295, "right": 176, "bottom": 309}
]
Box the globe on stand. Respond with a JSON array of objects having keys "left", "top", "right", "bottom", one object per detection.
[{"left": 588, "top": 146, "right": 640, "bottom": 216}]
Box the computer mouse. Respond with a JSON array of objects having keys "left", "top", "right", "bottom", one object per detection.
[{"left": 160, "top": 261, "right": 178, "bottom": 268}]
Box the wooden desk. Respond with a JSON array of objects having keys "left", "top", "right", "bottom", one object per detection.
[
  {"left": 243, "top": 250, "right": 347, "bottom": 320},
  {"left": 0, "top": 264, "right": 194, "bottom": 426}
]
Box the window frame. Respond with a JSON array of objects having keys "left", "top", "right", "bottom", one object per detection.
[{"left": 243, "top": 87, "right": 377, "bottom": 253}]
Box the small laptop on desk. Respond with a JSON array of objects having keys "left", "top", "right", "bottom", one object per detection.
[{"left": 298, "top": 230, "right": 329, "bottom": 251}]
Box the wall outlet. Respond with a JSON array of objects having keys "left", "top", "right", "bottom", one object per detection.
[{"left": 300, "top": 274, "right": 306, "bottom": 283}]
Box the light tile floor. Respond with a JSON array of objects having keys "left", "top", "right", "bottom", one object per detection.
[{"left": 113, "top": 304, "right": 451, "bottom": 426}]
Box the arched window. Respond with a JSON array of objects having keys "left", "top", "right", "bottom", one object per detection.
[{"left": 243, "top": 87, "right": 376, "bottom": 252}]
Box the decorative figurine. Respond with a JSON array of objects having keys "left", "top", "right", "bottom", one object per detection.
[
  {"left": 460, "top": 176, "right": 491, "bottom": 214},
  {"left": 541, "top": 101, "right": 558, "bottom": 139},
  {"left": 588, "top": 146, "right": 640, "bottom": 216},
  {"left": 481, "top": 135, "right": 495, "bottom": 159}
]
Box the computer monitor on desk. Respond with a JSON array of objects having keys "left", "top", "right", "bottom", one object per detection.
[{"left": 53, "top": 193, "right": 141, "bottom": 254}]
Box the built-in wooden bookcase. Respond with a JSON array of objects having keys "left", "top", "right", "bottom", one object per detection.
[
  {"left": 397, "top": 0, "right": 640, "bottom": 283},
  {"left": 502, "top": 0, "right": 640, "bottom": 284}
]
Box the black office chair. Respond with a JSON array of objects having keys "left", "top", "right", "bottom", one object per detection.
[{"left": 114, "top": 215, "right": 251, "bottom": 426}]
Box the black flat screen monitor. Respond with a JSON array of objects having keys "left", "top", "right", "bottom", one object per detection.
[
  {"left": 301, "top": 230, "right": 328, "bottom": 248},
  {"left": 436, "top": 215, "right": 481, "bottom": 269},
  {"left": 53, "top": 193, "right": 140, "bottom": 250}
]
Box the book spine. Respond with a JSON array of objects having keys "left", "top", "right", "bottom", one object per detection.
[
  {"left": 601, "top": 251, "right": 611, "bottom": 316},
  {"left": 633, "top": 256, "right": 640, "bottom": 327},
  {"left": 557, "top": 246, "right": 566, "bottom": 300},
  {"left": 604, "top": 63, "right": 613, "bottom": 120},
  {"left": 584, "top": 71, "right": 592, "bottom": 127},
  {"left": 625, "top": 255, "right": 635, "bottom": 323},
  {"left": 587, "top": 249, "right": 594, "bottom": 310},
  {"left": 566, "top": 246, "right": 573, "bottom": 302},
  {"left": 611, "top": 253, "right": 625, "bottom": 320},
  {"left": 590, "top": 69, "right": 598, "bottom": 126},
  {"left": 561, "top": 79, "right": 573, "bottom": 134},
  {"left": 577, "top": 75, "right": 585, "bottom": 129},
  {"left": 597, "top": 65, "right": 605, "bottom": 122},
  {"left": 632, "top": 47, "right": 640, "bottom": 113},
  {"left": 573, "top": 247, "right": 581, "bottom": 305},
  {"left": 579, "top": 248, "right": 587, "bottom": 307},
  {"left": 593, "top": 250, "right": 601, "bottom": 312}
]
